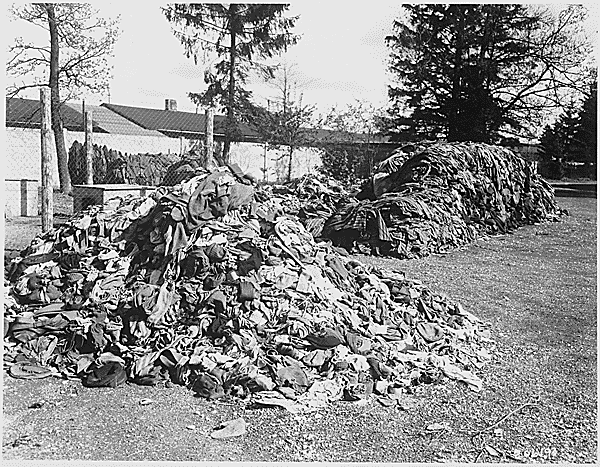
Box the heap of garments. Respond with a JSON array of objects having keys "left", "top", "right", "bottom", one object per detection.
[
  {"left": 4, "top": 165, "right": 492, "bottom": 411},
  {"left": 259, "top": 174, "right": 355, "bottom": 239},
  {"left": 69, "top": 141, "right": 182, "bottom": 186},
  {"left": 322, "top": 142, "right": 564, "bottom": 258}
]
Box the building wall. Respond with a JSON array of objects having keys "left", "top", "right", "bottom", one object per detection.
[
  {"left": 229, "top": 142, "right": 323, "bottom": 183},
  {"left": 5, "top": 127, "right": 183, "bottom": 186},
  {"left": 70, "top": 132, "right": 183, "bottom": 158},
  {"left": 4, "top": 127, "right": 324, "bottom": 187},
  {"left": 5, "top": 127, "right": 61, "bottom": 185}
]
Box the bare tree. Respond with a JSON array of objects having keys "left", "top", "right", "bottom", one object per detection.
[
  {"left": 318, "top": 101, "right": 382, "bottom": 181},
  {"left": 7, "top": 3, "right": 120, "bottom": 193},
  {"left": 249, "top": 64, "right": 315, "bottom": 181}
]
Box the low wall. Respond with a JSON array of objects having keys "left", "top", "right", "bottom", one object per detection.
[
  {"left": 4, "top": 179, "right": 39, "bottom": 217},
  {"left": 5, "top": 127, "right": 324, "bottom": 186},
  {"left": 229, "top": 142, "right": 323, "bottom": 183},
  {"left": 5, "top": 127, "right": 60, "bottom": 185},
  {"left": 5, "top": 127, "right": 183, "bottom": 187}
]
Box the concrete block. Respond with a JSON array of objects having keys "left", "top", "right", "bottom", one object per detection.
[
  {"left": 4, "top": 179, "right": 39, "bottom": 217},
  {"left": 72, "top": 184, "right": 155, "bottom": 212}
]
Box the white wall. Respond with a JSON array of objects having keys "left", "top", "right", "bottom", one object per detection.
[
  {"left": 5, "top": 127, "right": 182, "bottom": 186},
  {"left": 68, "top": 132, "right": 183, "bottom": 158},
  {"left": 5, "top": 127, "right": 60, "bottom": 184},
  {"left": 229, "top": 142, "right": 323, "bottom": 183},
  {"left": 4, "top": 127, "right": 323, "bottom": 186}
]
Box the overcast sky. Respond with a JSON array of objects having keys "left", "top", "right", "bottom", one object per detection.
[
  {"left": 5, "top": 0, "right": 403, "bottom": 115},
  {"left": 4, "top": 1, "right": 598, "bottom": 116}
]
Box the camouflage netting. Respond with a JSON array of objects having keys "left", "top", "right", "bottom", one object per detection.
[{"left": 321, "top": 142, "right": 564, "bottom": 258}]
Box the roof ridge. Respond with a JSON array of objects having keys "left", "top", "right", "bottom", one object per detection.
[
  {"left": 6, "top": 96, "right": 107, "bottom": 133},
  {"left": 102, "top": 102, "right": 225, "bottom": 117},
  {"left": 101, "top": 102, "right": 154, "bottom": 130}
]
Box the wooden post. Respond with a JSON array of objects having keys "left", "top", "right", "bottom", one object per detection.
[
  {"left": 85, "top": 109, "right": 94, "bottom": 184},
  {"left": 263, "top": 143, "right": 268, "bottom": 182},
  {"left": 205, "top": 107, "right": 214, "bottom": 163},
  {"left": 40, "top": 87, "right": 53, "bottom": 231}
]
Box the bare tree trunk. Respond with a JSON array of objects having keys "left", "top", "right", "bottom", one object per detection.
[
  {"left": 45, "top": 3, "right": 72, "bottom": 194},
  {"left": 222, "top": 3, "right": 238, "bottom": 164},
  {"left": 263, "top": 143, "right": 268, "bottom": 182},
  {"left": 366, "top": 126, "right": 374, "bottom": 177},
  {"left": 40, "top": 87, "right": 54, "bottom": 231},
  {"left": 282, "top": 67, "right": 288, "bottom": 115},
  {"left": 205, "top": 106, "right": 214, "bottom": 165},
  {"left": 85, "top": 110, "right": 94, "bottom": 184}
]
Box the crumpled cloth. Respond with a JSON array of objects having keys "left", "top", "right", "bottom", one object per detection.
[{"left": 187, "top": 169, "right": 255, "bottom": 231}]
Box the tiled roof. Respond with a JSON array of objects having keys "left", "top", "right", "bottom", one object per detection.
[
  {"left": 99, "top": 103, "right": 390, "bottom": 144},
  {"left": 5, "top": 97, "right": 107, "bottom": 133},
  {"left": 101, "top": 103, "right": 260, "bottom": 140},
  {"left": 65, "top": 103, "right": 164, "bottom": 137},
  {"left": 6, "top": 97, "right": 392, "bottom": 145}
]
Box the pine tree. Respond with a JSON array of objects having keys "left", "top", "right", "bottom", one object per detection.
[
  {"left": 163, "top": 4, "right": 299, "bottom": 163},
  {"left": 571, "top": 80, "right": 597, "bottom": 164},
  {"left": 385, "top": 4, "right": 593, "bottom": 143}
]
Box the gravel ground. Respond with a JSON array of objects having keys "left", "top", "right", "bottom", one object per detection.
[{"left": 2, "top": 195, "right": 596, "bottom": 463}]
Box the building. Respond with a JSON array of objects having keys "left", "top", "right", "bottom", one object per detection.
[{"left": 7, "top": 97, "right": 393, "bottom": 186}]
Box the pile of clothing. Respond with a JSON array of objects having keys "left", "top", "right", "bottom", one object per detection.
[
  {"left": 4, "top": 165, "right": 492, "bottom": 411},
  {"left": 322, "top": 142, "right": 563, "bottom": 258},
  {"left": 69, "top": 141, "right": 185, "bottom": 186},
  {"left": 261, "top": 174, "right": 355, "bottom": 239}
]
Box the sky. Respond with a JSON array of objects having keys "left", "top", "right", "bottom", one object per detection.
[
  {"left": 5, "top": 0, "right": 403, "bottom": 115},
  {"left": 4, "top": 1, "right": 599, "bottom": 117}
]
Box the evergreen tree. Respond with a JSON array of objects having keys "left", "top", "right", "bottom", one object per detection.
[
  {"left": 385, "top": 4, "right": 593, "bottom": 143},
  {"left": 163, "top": 4, "right": 299, "bottom": 163},
  {"left": 540, "top": 82, "right": 596, "bottom": 165},
  {"left": 539, "top": 125, "right": 565, "bottom": 162},
  {"left": 571, "top": 80, "right": 597, "bottom": 164},
  {"left": 560, "top": 108, "right": 580, "bottom": 163},
  {"left": 538, "top": 96, "right": 594, "bottom": 179}
]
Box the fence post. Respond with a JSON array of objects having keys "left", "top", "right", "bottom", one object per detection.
[
  {"left": 263, "top": 143, "right": 268, "bottom": 182},
  {"left": 85, "top": 109, "right": 94, "bottom": 184},
  {"left": 40, "top": 87, "right": 53, "bottom": 232},
  {"left": 205, "top": 107, "right": 214, "bottom": 163}
]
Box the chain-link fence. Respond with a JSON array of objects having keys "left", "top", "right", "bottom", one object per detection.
[
  {"left": 5, "top": 128, "right": 48, "bottom": 217},
  {"left": 68, "top": 141, "right": 184, "bottom": 186},
  {"left": 4, "top": 124, "right": 327, "bottom": 218},
  {"left": 65, "top": 139, "right": 323, "bottom": 188}
]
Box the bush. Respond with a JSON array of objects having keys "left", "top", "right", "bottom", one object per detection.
[
  {"left": 319, "top": 143, "right": 376, "bottom": 183},
  {"left": 537, "top": 160, "right": 565, "bottom": 180}
]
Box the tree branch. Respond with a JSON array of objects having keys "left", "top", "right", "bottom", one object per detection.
[{"left": 6, "top": 82, "right": 47, "bottom": 99}]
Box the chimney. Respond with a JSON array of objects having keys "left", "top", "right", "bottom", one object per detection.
[{"left": 164, "top": 99, "right": 177, "bottom": 111}]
